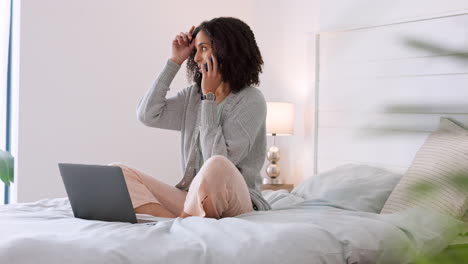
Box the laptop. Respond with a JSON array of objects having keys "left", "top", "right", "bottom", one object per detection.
[{"left": 58, "top": 163, "right": 157, "bottom": 224}]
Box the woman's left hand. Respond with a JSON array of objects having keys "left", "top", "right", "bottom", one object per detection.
[{"left": 201, "top": 54, "right": 222, "bottom": 95}]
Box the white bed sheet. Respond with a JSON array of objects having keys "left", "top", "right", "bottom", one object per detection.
[{"left": 0, "top": 190, "right": 463, "bottom": 264}]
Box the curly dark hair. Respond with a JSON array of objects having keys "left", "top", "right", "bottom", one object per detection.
[{"left": 186, "top": 17, "right": 264, "bottom": 94}]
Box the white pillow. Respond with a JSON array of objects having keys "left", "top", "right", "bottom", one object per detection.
[
  {"left": 381, "top": 117, "right": 468, "bottom": 218},
  {"left": 292, "top": 163, "right": 403, "bottom": 213}
]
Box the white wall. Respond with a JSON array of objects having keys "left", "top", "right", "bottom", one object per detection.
[
  {"left": 15, "top": 0, "right": 255, "bottom": 202},
  {"left": 0, "top": 0, "right": 12, "bottom": 201},
  {"left": 252, "top": 0, "right": 319, "bottom": 185},
  {"left": 18, "top": 0, "right": 465, "bottom": 202},
  {"left": 2, "top": 0, "right": 20, "bottom": 203},
  {"left": 250, "top": 0, "right": 468, "bottom": 183}
]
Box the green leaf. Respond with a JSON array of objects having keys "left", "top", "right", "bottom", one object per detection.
[{"left": 0, "top": 150, "right": 14, "bottom": 186}]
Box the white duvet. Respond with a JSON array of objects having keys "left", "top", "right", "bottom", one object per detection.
[{"left": 0, "top": 190, "right": 463, "bottom": 264}]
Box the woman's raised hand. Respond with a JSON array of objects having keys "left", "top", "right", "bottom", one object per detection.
[
  {"left": 170, "top": 26, "right": 196, "bottom": 65},
  {"left": 201, "top": 54, "right": 222, "bottom": 95}
]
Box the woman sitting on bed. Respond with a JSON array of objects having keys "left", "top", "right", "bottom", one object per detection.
[{"left": 110, "top": 17, "right": 271, "bottom": 219}]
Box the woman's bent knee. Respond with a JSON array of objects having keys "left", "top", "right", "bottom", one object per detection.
[
  {"left": 204, "top": 155, "right": 232, "bottom": 168},
  {"left": 107, "top": 162, "right": 142, "bottom": 182},
  {"left": 200, "top": 155, "right": 241, "bottom": 183},
  {"left": 200, "top": 156, "right": 236, "bottom": 180}
]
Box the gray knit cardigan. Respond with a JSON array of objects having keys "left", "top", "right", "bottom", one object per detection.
[{"left": 136, "top": 59, "right": 271, "bottom": 211}]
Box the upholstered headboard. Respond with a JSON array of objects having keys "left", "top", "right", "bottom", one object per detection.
[{"left": 314, "top": 12, "right": 468, "bottom": 175}]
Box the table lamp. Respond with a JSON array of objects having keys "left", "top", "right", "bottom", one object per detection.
[{"left": 265, "top": 102, "right": 295, "bottom": 184}]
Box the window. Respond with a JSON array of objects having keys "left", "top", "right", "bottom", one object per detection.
[{"left": 0, "top": 0, "right": 13, "bottom": 204}]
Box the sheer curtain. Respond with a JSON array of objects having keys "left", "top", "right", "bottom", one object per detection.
[{"left": 0, "top": 0, "right": 13, "bottom": 204}]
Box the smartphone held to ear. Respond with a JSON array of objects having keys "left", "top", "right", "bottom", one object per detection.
[{"left": 204, "top": 57, "right": 214, "bottom": 72}]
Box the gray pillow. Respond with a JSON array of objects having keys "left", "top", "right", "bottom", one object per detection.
[{"left": 292, "top": 164, "right": 403, "bottom": 213}]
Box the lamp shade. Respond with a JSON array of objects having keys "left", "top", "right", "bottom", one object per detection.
[{"left": 266, "top": 102, "right": 295, "bottom": 136}]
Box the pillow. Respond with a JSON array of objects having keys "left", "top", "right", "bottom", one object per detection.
[
  {"left": 291, "top": 163, "right": 403, "bottom": 213},
  {"left": 381, "top": 117, "right": 468, "bottom": 218}
]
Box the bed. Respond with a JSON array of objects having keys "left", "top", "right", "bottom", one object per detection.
[
  {"left": 0, "top": 163, "right": 465, "bottom": 264},
  {"left": 308, "top": 8, "right": 468, "bottom": 263},
  {"left": 2, "top": 8, "right": 468, "bottom": 264},
  {"left": 310, "top": 9, "right": 468, "bottom": 262}
]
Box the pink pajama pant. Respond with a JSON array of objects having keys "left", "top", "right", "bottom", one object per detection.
[{"left": 109, "top": 155, "right": 254, "bottom": 219}]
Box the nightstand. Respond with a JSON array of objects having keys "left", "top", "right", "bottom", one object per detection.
[{"left": 262, "top": 184, "right": 294, "bottom": 192}]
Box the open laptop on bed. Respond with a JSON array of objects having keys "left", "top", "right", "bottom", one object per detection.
[{"left": 58, "top": 163, "right": 157, "bottom": 224}]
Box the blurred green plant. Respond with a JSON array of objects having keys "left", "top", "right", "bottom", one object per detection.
[
  {"left": 0, "top": 149, "right": 14, "bottom": 186},
  {"left": 408, "top": 171, "right": 468, "bottom": 197},
  {"left": 400, "top": 170, "right": 468, "bottom": 264},
  {"left": 367, "top": 37, "right": 468, "bottom": 263},
  {"left": 412, "top": 245, "right": 468, "bottom": 264},
  {"left": 397, "top": 40, "right": 468, "bottom": 261},
  {"left": 404, "top": 38, "right": 468, "bottom": 61}
]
